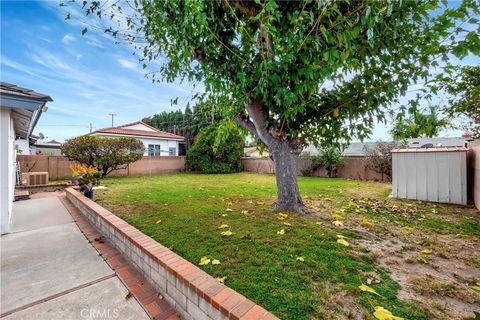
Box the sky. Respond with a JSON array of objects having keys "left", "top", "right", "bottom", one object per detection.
[{"left": 1, "top": 1, "right": 478, "bottom": 142}]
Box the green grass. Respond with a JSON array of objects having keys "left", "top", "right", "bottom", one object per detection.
[{"left": 94, "top": 173, "right": 478, "bottom": 319}]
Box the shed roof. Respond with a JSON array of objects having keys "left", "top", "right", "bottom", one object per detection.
[{"left": 391, "top": 146, "right": 468, "bottom": 153}]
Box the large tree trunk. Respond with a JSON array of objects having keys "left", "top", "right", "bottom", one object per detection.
[
  {"left": 270, "top": 142, "right": 306, "bottom": 213},
  {"left": 235, "top": 98, "right": 307, "bottom": 214}
]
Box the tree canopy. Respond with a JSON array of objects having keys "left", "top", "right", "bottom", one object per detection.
[
  {"left": 391, "top": 106, "right": 449, "bottom": 140},
  {"left": 436, "top": 66, "right": 480, "bottom": 138},
  {"left": 61, "top": 136, "right": 145, "bottom": 177},
  {"left": 185, "top": 123, "right": 244, "bottom": 173},
  {"left": 68, "top": 0, "right": 480, "bottom": 212}
]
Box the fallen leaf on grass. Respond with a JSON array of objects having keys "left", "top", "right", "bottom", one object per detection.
[
  {"left": 358, "top": 284, "right": 381, "bottom": 296},
  {"left": 256, "top": 201, "right": 265, "bottom": 205},
  {"left": 222, "top": 214, "right": 228, "bottom": 217},
  {"left": 218, "top": 224, "right": 230, "bottom": 229},
  {"left": 336, "top": 234, "right": 345, "bottom": 239},
  {"left": 221, "top": 230, "right": 234, "bottom": 237},
  {"left": 277, "top": 229, "right": 285, "bottom": 235},
  {"left": 241, "top": 210, "right": 248, "bottom": 214},
  {"left": 420, "top": 249, "right": 432, "bottom": 254},
  {"left": 155, "top": 219, "right": 162, "bottom": 224},
  {"left": 373, "top": 306, "right": 405, "bottom": 320},
  {"left": 199, "top": 256, "right": 211, "bottom": 265},
  {"left": 469, "top": 283, "right": 480, "bottom": 291},
  {"left": 360, "top": 216, "right": 373, "bottom": 226},
  {"left": 331, "top": 213, "right": 343, "bottom": 220},
  {"left": 332, "top": 220, "right": 344, "bottom": 227},
  {"left": 216, "top": 276, "right": 227, "bottom": 283},
  {"left": 316, "top": 221, "right": 323, "bottom": 226},
  {"left": 296, "top": 256, "right": 305, "bottom": 262},
  {"left": 282, "top": 222, "right": 292, "bottom": 227},
  {"left": 211, "top": 259, "right": 221, "bottom": 265},
  {"left": 337, "top": 238, "right": 350, "bottom": 246},
  {"left": 226, "top": 208, "right": 233, "bottom": 212},
  {"left": 277, "top": 213, "right": 288, "bottom": 220}
]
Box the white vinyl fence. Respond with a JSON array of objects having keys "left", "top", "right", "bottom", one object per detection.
[{"left": 392, "top": 147, "right": 467, "bottom": 205}]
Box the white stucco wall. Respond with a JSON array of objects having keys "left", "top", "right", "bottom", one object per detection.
[
  {"left": 93, "top": 133, "right": 180, "bottom": 156},
  {"left": 1, "top": 108, "right": 15, "bottom": 234},
  {"left": 15, "top": 138, "right": 30, "bottom": 155}
]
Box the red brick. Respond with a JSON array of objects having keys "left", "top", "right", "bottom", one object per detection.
[
  {"left": 145, "top": 302, "right": 161, "bottom": 316},
  {"left": 202, "top": 282, "right": 226, "bottom": 303},
  {"left": 240, "top": 305, "right": 268, "bottom": 320},
  {"left": 219, "top": 292, "right": 246, "bottom": 316},
  {"left": 211, "top": 287, "right": 236, "bottom": 310},
  {"left": 196, "top": 278, "right": 222, "bottom": 299},
  {"left": 230, "top": 299, "right": 256, "bottom": 320},
  {"left": 261, "top": 312, "right": 279, "bottom": 320}
]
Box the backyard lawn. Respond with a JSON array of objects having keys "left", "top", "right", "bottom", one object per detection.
[{"left": 95, "top": 173, "right": 480, "bottom": 320}]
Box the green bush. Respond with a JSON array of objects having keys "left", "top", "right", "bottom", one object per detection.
[{"left": 185, "top": 124, "right": 243, "bottom": 173}]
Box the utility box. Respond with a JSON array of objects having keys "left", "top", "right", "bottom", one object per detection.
[
  {"left": 21, "top": 172, "right": 49, "bottom": 186},
  {"left": 392, "top": 147, "right": 467, "bottom": 205}
]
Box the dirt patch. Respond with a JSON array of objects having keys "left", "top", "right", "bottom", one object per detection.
[{"left": 357, "top": 233, "right": 480, "bottom": 319}]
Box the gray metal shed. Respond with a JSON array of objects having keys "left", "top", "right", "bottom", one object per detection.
[{"left": 392, "top": 147, "right": 467, "bottom": 205}]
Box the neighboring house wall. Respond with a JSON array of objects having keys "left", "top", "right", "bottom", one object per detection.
[
  {"left": 0, "top": 108, "right": 15, "bottom": 234},
  {"left": 17, "top": 155, "right": 185, "bottom": 180},
  {"left": 34, "top": 145, "right": 62, "bottom": 156},
  {"left": 93, "top": 134, "right": 180, "bottom": 156}
]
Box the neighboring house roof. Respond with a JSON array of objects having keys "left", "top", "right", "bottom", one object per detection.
[
  {"left": 45, "top": 139, "right": 62, "bottom": 144},
  {"left": 0, "top": 82, "right": 52, "bottom": 139},
  {"left": 35, "top": 139, "right": 63, "bottom": 148},
  {"left": 244, "top": 147, "right": 268, "bottom": 158},
  {"left": 91, "top": 121, "right": 184, "bottom": 141},
  {"left": 303, "top": 137, "right": 468, "bottom": 157}
]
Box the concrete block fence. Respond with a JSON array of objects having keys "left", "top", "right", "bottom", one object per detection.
[{"left": 65, "top": 188, "right": 278, "bottom": 320}]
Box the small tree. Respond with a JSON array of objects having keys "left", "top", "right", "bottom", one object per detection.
[
  {"left": 185, "top": 124, "right": 243, "bottom": 174},
  {"left": 391, "top": 106, "right": 449, "bottom": 140},
  {"left": 319, "top": 147, "right": 344, "bottom": 178},
  {"left": 61, "top": 136, "right": 145, "bottom": 177},
  {"left": 302, "top": 147, "right": 343, "bottom": 178},
  {"left": 364, "top": 141, "right": 404, "bottom": 182}
]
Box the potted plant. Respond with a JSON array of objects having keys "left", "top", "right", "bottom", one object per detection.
[{"left": 70, "top": 164, "right": 100, "bottom": 199}]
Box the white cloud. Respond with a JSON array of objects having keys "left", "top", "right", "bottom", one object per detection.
[
  {"left": 61, "top": 34, "right": 75, "bottom": 44},
  {"left": 117, "top": 58, "right": 138, "bottom": 70}
]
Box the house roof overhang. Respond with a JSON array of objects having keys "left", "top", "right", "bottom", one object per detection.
[{"left": 0, "top": 82, "right": 52, "bottom": 139}]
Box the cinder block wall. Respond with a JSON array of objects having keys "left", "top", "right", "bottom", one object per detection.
[
  {"left": 66, "top": 188, "right": 277, "bottom": 320},
  {"left": 17, "top": 155, "right": 185, "bottom": 180},
  {"left": 242, "top": 156, "right": 387, "bottom": 182}
]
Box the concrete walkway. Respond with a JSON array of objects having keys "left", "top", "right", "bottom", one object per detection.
[{"left": 0, "top": 196, "right": 150, "bottom": 320}]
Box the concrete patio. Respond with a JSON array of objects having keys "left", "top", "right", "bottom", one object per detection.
[{"left": 0, "top": 196, "right": 150, "bottom": 320}]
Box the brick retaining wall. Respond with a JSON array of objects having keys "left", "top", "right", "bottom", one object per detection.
[{"left": 65, "top": 188, "right": 277, "bottom": 320}]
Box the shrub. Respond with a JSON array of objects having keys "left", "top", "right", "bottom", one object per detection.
[
  {"left": 185, "top": 124, "right": 243, "bottom": 173},
  {"left": 302, "top": 147, "right": 343, "bottom": 178},
  {"left": 364, "top": 141, "right": 404, "bottom": 181},
  {"left": 61, "top": 136, "right": 144, "bottom": 177}
]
